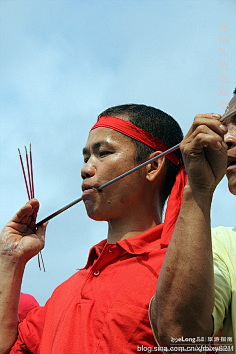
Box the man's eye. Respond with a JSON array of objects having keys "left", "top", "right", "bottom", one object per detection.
[
  {"left": 83, "top": 157, "right": 89, "bottom": 163},
  {"left": 99, "top": 151, "right": 110, "bottom": 157}
]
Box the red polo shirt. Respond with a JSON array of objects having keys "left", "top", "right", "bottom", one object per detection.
[{"left": 11, "top": 224, "right": 167, "bottom": 353}]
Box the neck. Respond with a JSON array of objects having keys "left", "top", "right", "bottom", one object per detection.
[{"left": 106, "top": 198, "right": 162, "bottom": 243}]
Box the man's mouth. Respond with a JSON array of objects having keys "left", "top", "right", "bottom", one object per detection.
[
  {"left": 81, "top": 183, "right": 100, "bottom": 199},
  {"left": 82, "top": 183, "right": 99, "bottom": 192}
]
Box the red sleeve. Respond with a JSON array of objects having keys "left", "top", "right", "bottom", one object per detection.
[
  {"left": 10, "top": 304, "right": 47, "bottom": 353},
  {"left": 18, "top": 293, "right": 40, "bottom": 322}
]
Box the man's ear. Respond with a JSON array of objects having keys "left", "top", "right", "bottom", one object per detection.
[{"left": 145, "top": 151, "right": 166, "bottom": 182}]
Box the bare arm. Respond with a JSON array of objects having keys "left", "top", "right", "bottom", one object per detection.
[
  {"left": 150, "top": 114, "right": 228, "bottom": 349},
  {"left": 0, "top": 199, "right": 46, "bottom": 353}
]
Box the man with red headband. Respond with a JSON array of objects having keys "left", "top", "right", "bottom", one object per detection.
[
  {"left": 0, "top": 104, "right": 185, "bottom": 353},
  {"left": 149, "top": 91, "right": 236, "bottom": 353}
]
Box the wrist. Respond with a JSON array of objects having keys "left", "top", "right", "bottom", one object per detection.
[
  {"left": 183, "top": 183, "right": 214, "bottom": 212},
  {"left": 0, "top": 254, "right": 26, "bottom": 277},
  {"left": 184, "top": 181, "right": 215, "bottom": 199}
]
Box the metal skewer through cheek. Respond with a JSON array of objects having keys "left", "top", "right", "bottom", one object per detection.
[
  {"left": 36, "top": 143, "right": 180, "bottom": 226},
  {"left": 36, "top": 109, "right": 236, "bottom": 227}
]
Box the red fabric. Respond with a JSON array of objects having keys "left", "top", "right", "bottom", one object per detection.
[
  {"left": 18, "top": 293, "right": 39, "bottom": 322},
  {"left": 10, "top": 118, "right": 187, "bottom": 353},
  {"left": 161, "top": 166, "right": 188, "bottom": 247},
  {"left": 11, "top": 226, "right": 169, "bottom": 353},
  {"left": 91, "top": 116, "right": 180, "bottom": 166}
]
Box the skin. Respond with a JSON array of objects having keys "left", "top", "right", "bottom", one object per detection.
[
  {"left": 150, "top": 98, "right": 236, "bottom": 350},
  {"left": 223, "top": 94, "right": 236, "bottom": 195},
  {"left": 0, "top": 115, "right": 167, "bottom": 352},
  {"left": 0, "top": 200, "right": 46, "bottom": 353},
  {"left": 81, "top": 126, "right": 167, "bottom": 243}
]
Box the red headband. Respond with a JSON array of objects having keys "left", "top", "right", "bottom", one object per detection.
[{"left": 91, "top": 116, "right": 180, "bottom": 166}]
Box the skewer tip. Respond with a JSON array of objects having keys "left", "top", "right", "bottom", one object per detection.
[
  {"left": 17, "top": 148, "right": 21, "bottom": 155},
  {"left": 220, "top": 108, "right": 236, "bottom": 122}
]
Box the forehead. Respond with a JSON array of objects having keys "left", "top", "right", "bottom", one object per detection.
[
  {"left": 84, "top": 127, "right": 135, "bottom": 149},
  {"left": 223, "top": 96, "right": 236, "bottom": 126},
  {"left": 223, "top": 96, "right": 236, "bottom": 116}
]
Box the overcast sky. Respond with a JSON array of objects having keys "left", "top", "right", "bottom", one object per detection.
[{"left": 0, "top": 0, "right": 235, "bottom": 306}]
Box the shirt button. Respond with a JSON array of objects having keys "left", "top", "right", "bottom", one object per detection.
[
  {"left": 93, "top": 270, "right": 100, "bottom": 276},
  {"left": 108, "top": 249, "right": 113, "bottom": 253}
]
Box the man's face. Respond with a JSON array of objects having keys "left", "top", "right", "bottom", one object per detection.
[
  {"left": 81, "top": 126, "right": 147, "bottom": 221},
  {"left": 223, "top": 95, "right": 236, "bottom": 195}
]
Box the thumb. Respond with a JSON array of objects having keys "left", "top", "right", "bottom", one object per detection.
[{"left": 36, "top": 222, "right": 48, "bottom": 247}]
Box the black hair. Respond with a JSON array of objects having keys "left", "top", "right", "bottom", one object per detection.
[{"left": 98, "top": 104, "right": 183, "bottom": 206}]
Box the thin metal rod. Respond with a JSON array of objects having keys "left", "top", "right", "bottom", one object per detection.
[
  {"left": 25, "top": 146, "right": 33, "bottom": 199},
  {"left": 220, "top": 109, "right": 236, "bottom": 122},
  {"left": 36, "top": 110, "right": 236, "bottom": 227},
  {"left": 36, "top": 197, "right": 83, "bottom": 226},
  {"left": 97, "top": 143, "right": 180, "bottom": 190},
  {"left": 18, "top": 149, "right": 31, "bottom": 200},
  {"left": 30, "top": 144, "right": 35, "bottom": 198},
  {"left": 36, "top": 143, "right": 180, "bottom": 226}
]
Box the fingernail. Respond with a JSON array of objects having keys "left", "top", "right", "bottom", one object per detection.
[
  {"left": 212, "top": 113, "right": 221, "bottom": 119},
  {"left": 212, "top": 113, "right": 221, "bottom": 118},
  {"left": 222, "top": 142, "right": 228, "bottom": 150},
  {"left": 219, "top": 124, "right": 227, "bottom": 132}
]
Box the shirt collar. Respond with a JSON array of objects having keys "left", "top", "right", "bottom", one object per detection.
[
  {"left": 117, "top": 224, "right": 163, "bottom": 255},
  {"left": 82, "top": 224, "right": 163, "bottom": 269}
]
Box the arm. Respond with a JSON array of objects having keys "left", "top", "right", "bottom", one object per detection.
[
  {"left": 150, "top": 114, "right": 228, "bottom": 349},
  {"left": 0, "top": 199, "right": 47, "bottom": 353}
]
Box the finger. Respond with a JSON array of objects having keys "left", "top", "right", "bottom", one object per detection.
[
  {"left": 181, "top": 126, "right": 228, "bottom": 152},
  {"left": 6, "top": 221, "right": 29, "bottom": 234},
  {"left": 193, "top": 113, "right": 221, "bottom": 121},
  {"left": 185, "top": 113, "right": 226, "bottom": 139},
  {"left": 192, "top": 117, "right": 227, "bottom": 136},
  {"left": 11, "top": 199, "right": 39, "bottom": 224},
  {"left": 36, "top": 222, "right": 48, "bottom": 245}
]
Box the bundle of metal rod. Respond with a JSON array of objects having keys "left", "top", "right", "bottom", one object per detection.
[{"left": 18, "top": 144, "right": 45, "bottom": 272}]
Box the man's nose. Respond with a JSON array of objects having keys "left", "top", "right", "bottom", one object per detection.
[
  {"left": 224, "top": 126, "right": 236, "bottom": 150},
  {"left": 81, "top": 160, "right": 96, "bottom": 180}
]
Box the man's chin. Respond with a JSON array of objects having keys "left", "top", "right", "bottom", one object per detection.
[
  {"left": 227, "top": 172, "right": 236, "bottom": 196},
  {"left": 87, "top": 214, "right": 107, "bottom": 221},
  {"left": 228, "top": 184, "right": 236, "bottom": 196},
  {"left": 84, "top": 205, "right": 108, "bottom": 221}
]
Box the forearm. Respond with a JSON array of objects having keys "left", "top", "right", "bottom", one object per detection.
[
  {"left": 0, "top": 256, "right": 25, "bottom": 353},
  {"left": 0, "top": 200, "right": 46, "bottom": 353},
  {"left": 151, "top": 184, "right": 215, "bottom": 345}
]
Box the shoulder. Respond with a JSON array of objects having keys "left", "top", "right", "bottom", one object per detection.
[
  {"left": 19, "top": 292, "right": 40, "bottom": 322},
  {"left": 212, "top": 226, "right": 236, "bottom": 237},
  {"left": 211, "top": 226, "right": 236, "bottom": 248},
  {"left": 211, "top": 227, "right": 236, "bottom": 277}
]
